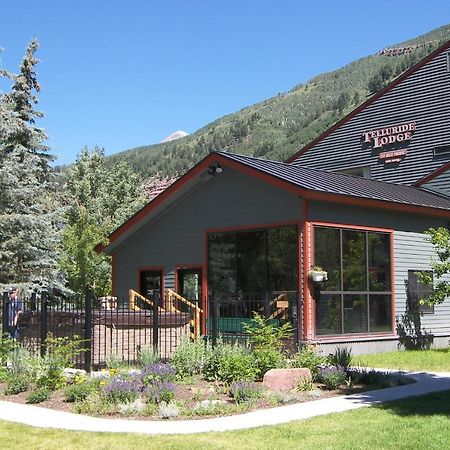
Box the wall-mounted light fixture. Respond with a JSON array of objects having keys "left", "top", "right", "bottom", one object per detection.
[{"left": 208, "top": 162, "right": 223, "bottom": 176}]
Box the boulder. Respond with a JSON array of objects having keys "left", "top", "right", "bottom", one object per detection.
[{"left": 263, "top": 368, "right": 312, "bottom": 392}]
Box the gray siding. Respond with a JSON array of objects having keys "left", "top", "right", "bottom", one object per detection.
[
  {"left": 113, "top": 167, "right": 303, "bottom": 299},
  {"left": 423, "top": 169, "right": 450, "bottom": 196},
  {"left": 291, "top": 49, "right": 450, "bottom": 186},
  {"left": 308, "top": 200, "right": 450, "bottom": 339}
]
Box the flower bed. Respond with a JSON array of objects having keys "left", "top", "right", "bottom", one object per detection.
[{"left": 0, "top": 322, "right": 413, "bottom": 420}]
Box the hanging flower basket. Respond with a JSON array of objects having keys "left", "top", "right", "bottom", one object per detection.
[{"left": 308, "top": 266, "right": 328, "bottom": 282}]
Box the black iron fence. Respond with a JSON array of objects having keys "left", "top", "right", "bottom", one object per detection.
[
  {"left": 208, "top": 291, "right": 299, "bottom": 350},
  {"left": 1, "top": 289, "right": 300, "bottom": 371}
]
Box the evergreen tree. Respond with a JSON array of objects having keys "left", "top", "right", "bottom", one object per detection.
[
  {"left": 0, "top": 39, "right": 60, "bottom": 290},
  {"left": 60, "top": 147, "right": 146, "bottom": 296}
]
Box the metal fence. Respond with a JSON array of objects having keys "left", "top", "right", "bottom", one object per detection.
[
  {"left": 1, "top": 291, "right": 191, "bottom": 371},
  {"left": 208, "top": 291, "right": 299, "bottom": 351}
]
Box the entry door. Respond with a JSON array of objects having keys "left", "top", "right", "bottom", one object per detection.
[
  {"left": 140, "top": 270, "right": 163, "bottom": 302},
  {"left": 177, "top": 268, "right": 202, "bottom": 310}
]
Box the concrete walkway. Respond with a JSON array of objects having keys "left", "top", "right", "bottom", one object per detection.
[{"left": 0, "top": 370, "right": 449, "bottom": 435}]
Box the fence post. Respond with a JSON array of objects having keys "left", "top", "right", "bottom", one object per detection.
[
  {"left": 152, "top": 291, "right": 159, "bottom": 355},
  {"left": 40, "top": 291, "right": 48, "bottom": 357},
  {"left": 2, "top": 291, "right": 9, "bottom": 337},
  {"left": 211, "top": 296, "right": 218, "bottom": 347},
  {"left": 84, "top": 290, "right": 93, "bottom": 372},
  {"left": 30, "top": 292, "right": 37, "bottom": 312}
]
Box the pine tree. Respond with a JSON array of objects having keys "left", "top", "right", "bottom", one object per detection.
[{"left": 0, "top": 39, "right": 60, "bottom": 290}]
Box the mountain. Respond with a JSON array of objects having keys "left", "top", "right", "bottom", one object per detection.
[
  {"left": 108, "top": 24, "right": 450, "bottom": 180},
  {"left": 161, "top": 130, "right": 188, "bottom": 143}
]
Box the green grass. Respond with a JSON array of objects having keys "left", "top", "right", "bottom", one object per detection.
[
  {"left": 1, "top": 391, "right": 450, "bottom": 449},
  {"left": 355, "top": 348, "right": 450, "bottom": 372}
]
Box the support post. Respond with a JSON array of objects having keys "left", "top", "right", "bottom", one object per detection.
[
  {"left": 2, "top": 291, "right": 9, "bottom": 337},
  {"left": 40, "top": 291, "right": 48, "bottom": 357},
  {"left": 152, "top": 291, "right": 159, "bottom": 355},
  {"left": 84, "top": 290, "right": 93, "bottom": 372}
]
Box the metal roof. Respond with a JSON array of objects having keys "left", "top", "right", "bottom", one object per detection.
[{"left": 217, "top": 151, "right": 450, "bottom": 211}]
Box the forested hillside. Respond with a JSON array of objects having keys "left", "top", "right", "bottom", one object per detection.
[{"left": 109, "top": 24, "right": 450, "bottom": 180}]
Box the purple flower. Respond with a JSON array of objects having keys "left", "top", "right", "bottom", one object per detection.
[
  {"left": 103, "top": 377, "right": 142, "bottom": 403},
  {"left": 141, "top": 363, "right": 176, "bottom": 384},
  {"left": 145, "top": 380, "right": 175, "bottom": 404}
]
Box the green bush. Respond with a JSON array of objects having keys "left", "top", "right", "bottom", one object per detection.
[
  {"left": 26, "top": 387, "right": 50, "bottom": 404},
  {"left": 0, "top": 367, "right": 10, "bottom": 382},
  {"left": 64, "top": 380, "right": 98, "bottom": 402},
  {"left": 229, "top": 381, "right": 263, "bottom": 403},
  {"left": 138, "top": 346, "right": 158, "bottom": 367},
  {"left": 252, "top": 347, "right": 287, "bottom": 380},
  {"left": 291, "top": 345, "right": 326, "bottom": 380},
  {"left": 5, "top": 375, "right": 30, "bottom": 395},
  {"left": 170, "top": 338, "right": 212, "bottom": 379},
  {"left": 318, "top": 366, "right": 346, "bottom": 390},
  {"left": 0, "top": 333, "right": 16, "bottom": 365},
  {"left": 203, "top": 341, "right": 257, "bottom": 384},
  {"left": 328, "top": 347, "right": 353, "bottom": 371}
]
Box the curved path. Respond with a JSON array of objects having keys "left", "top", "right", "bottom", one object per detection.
[{"left": 1, "top": 370, "right": 449, "bottom": 435}]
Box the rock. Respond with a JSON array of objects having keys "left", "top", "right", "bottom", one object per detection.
[{"left": 263, "top": 368, "right": 312, "bottom": 392}]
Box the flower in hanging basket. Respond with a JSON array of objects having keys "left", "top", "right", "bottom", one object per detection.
[{"left": 308, "top": 266, "right": 328, "bottom": 282}]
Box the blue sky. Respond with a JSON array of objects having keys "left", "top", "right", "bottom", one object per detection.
[{"left": 1, "top": 0, "right": 450, "bottom": 165}]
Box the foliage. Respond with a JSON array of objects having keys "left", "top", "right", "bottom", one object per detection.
[
  {"left": 328, "top": 347, "right": 353, "bottom": 371},
  {"left": 118, "top": 398, "right": 146, "bottom": 416},
  {"left": 158, "top": 401, "right": 180, "bottom": 419},
  {"left": 64, "top": 380, "right": 98, "bottom": 403},
  {"left": 0, "top": 39, "right": 61, "bottom": 289},
  {"left": 228, "top": 381, "right": 263, "bottom": 403},
  {"left": 349, "top": 369, "right": 412, "bottom": 389},
  {"left": 252, "top": 347, "right": 287, "bottom": 380},
  {"left": 26, "top": 387, "right": 50, "bottom": 404},
  {"left": 0, "top": 333, "right": 16, "bottom": 365},
  {"left": 4, "top": 374, "right": 30, "bottom": 395},
  {"left": 297, "top": 377, "right": 314, "bottom": 392},
  {"left": 8, "top": 345, "right": 33, "bottom": 377},
  {"left": 59, "top": 147, "right": 147, "bottom": 296},
  {"left": 137, "top": 346, "right": 158, "bottom": 367},
  {"left": 145, "top": 380, "right": 175, "bottom": 404},
  {"left": 105, "top": 353, "right": 128, "bottom": 370},
  {"left": 291, "top": 345, "right": 326, "bottom": 380},
  {"left": 318, "top": 365, "right": 347, "bottom": 390},
  {"left": 140, "top": 363, "right": 176, "bottom": 385},
  {"left": 102, "top": 377, "right": 142, "bottom": 404},
  {"left": 170, "top": 338, "right": 212, "bottom": 379},
  {"left": 203, "top": 341, "right": 257, "bottom": 384},
  {"left": 243, "top": 313, "right": 293, "bottom": 351},
  {"left": 417, "top": 227, "right": 450, "bottom": 306}
]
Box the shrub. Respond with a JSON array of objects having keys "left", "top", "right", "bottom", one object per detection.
[
  {"left": 170, "top": 338, "right": 212, "bottom": 379},
  {"left": 137, "top": 346, "right": 158, "bottom": 367},
  {"left": 145, "top": 380, "right": 175, "bottom": 404},
  {"left": 0, "top": 367, "right": 10, "bottom": 383},
  {"left": 243, "top": 313, "right": 293, "bottom": 351},
  {"left": 297, "top": 377, "right": 314, "bottom": 391},
  {"left": 102, "top": 377, "right": 142, "bottom": 404},
  {"left": 291, "top": 345, "right": 326, "bottom": 380},
  {"left": 64, "top": 380, "right": 98, "bottom": 403},
  {"left": 5, "top": 375, "right": 30, "bottom": 395},
  {"left": 318, "top": 365, "right": 346, "bottom": 390},
  {"left": 26, "top": 387, "right": 50, "bottom": 404},
  {"left": 0, "top": 333, "right": 16, "bottom": 365},
  {"left": 118, "top": 398, "right": 146, "bottom": 416},
  {"left": 252, "top": 347, "right": 287, "bottom": 380},
  {"left": 349, "top": 369, "right": 412, "bottom": 389},
  {"left": 8, "top": 345, "right": 33, "bottom": 377},
  {"left": 158, "top": 401, "right": 179, "bottom": 419},
  {"left": 329, "top": 347, "right": 353, "bottom": 371},
  {"left": 203, "top": 342, "right": 257, "bottom": 384},
  {"left": 140, "top": 363, "right": 176, "bottom": 385},
  {"left": 229, "top": 381, "right": 263, "bottom": 403},
  {"left": 105, "top": 352, "right": 127, "bottom": 370}
]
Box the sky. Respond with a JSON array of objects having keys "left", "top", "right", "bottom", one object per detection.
[{"left": 1, "top": 0, "right": 450, "bottom": 165}]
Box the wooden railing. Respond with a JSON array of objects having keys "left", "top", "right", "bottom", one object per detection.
[
  {"left": 165, "top": 289, "right": 203, "bottom": 339},
  {"left": 128, "top": 289, "right": 164, "bottom": 312}
]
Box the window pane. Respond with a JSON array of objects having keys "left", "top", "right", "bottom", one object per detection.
[
  {"left": 314, "top": 227, "right": 341, "bottom": 291},
  {"left": 237, "top": 230, "right": 266, "bottom": 293},
  {"left": 208, "top": 232, "right": 236, "bottom": 296},
  {"left": 368, "top": 233, "right": 391, "bottom": 291},
  {"left": 369, "top": 295, "right": 392, "bottom": 332},
  {"left": 316, "top": 294, "right": 342, "bottom": 335},
  {"left": 343, "top": 295, "right": 368, "bottom": 333},
  {"left": 343, "top": 230, "right": 366, "bottom": 291},
  {"left": 268, "top": 226, "right": 299, "bottom": 292}
]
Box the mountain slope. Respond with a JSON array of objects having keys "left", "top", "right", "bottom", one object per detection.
[{"left": 109, "top": 24, "right": 450, "bottom": 180}]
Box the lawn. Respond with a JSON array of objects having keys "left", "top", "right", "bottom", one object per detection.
[
  {"left": 1, "top": 390, "right": 450, "bottom": 450},
  {"left": 355, "top": 348, "right": 450, "bottom": 372}
]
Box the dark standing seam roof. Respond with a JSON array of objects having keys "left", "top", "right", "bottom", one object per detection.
[{"left": 217, "top": 151, "right": 450, "bottom": 211}]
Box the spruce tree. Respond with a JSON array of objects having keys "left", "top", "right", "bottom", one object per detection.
[{"left": 0, "top": 39, "right": 60, "bottom": 290}]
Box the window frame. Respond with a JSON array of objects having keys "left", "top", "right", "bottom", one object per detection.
[{"left": 312, "top": 223, "right": 394, "bottom": 337}]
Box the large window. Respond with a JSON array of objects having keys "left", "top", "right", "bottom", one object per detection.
[
  {"left": 407, "top": 270, "right": 434, "bottom": 314},
  {"left": 208, "top": 225, "right": 298, "bottom": 296},
  {"left": 314, "top": 226, "right": 392, "bottom": 336}
]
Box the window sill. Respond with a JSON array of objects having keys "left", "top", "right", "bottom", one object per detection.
[{"left": 308, "top": 333, "right": 396, "bottom": 344}]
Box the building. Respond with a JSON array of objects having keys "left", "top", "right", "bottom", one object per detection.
[{"left": 101, "top": 41, "right": 450, "bottom": 354}]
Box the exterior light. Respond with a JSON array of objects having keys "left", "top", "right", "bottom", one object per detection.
[{"left": 208, "top": 162, "right": 223, "bottom": 176}]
